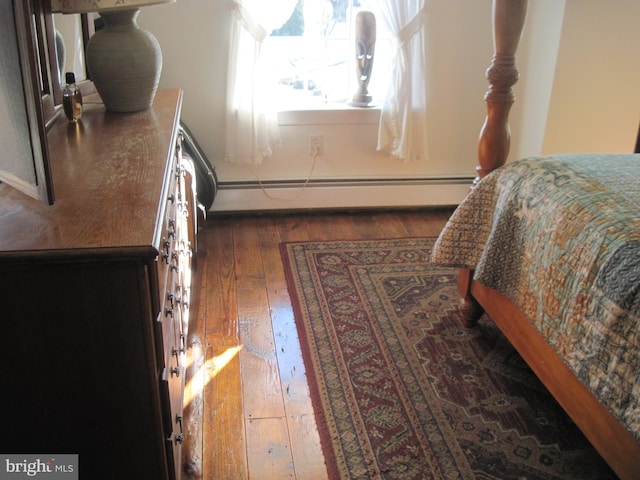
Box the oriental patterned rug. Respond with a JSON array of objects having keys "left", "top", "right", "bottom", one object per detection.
[{"left": 280, "top": 238, "right": 616, "bottom": 480}]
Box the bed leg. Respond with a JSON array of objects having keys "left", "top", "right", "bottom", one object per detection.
[{"left": 457, "top": 268, "right": 483, "bottom": 327}]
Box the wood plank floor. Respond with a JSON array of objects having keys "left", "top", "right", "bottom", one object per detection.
[{"left": 182, "top": 208, "right": 455, "bottom": 480}]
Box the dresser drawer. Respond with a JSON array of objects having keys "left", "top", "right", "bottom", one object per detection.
[
  {"left": 159, "top": 269, "right": 186, "bottom": 479},
  {"left": 155, "top": 136, "right": 194, "bottom": 479}
]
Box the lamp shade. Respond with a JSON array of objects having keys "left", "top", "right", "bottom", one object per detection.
[{"left": 51, "top": 0, "right": 174, "bottom": 14}]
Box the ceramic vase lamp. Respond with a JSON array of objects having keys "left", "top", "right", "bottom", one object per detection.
[{"left": 51, "top": 0, "right": 175, "bottom": 113}]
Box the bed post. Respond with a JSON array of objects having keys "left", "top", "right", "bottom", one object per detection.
[
  {"left": 459, "top": 0, "right": 528, "bottom": 326},
  {"left": 475, "top": 0, "right": 528, "bottom": 184}
]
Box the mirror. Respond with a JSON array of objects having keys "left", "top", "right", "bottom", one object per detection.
[
  {"left": 52, "top": 13, "right": 87, "bottom": 85},
  {"left": 0, "top": 0, "right": 54, "bottom": 204},
  {"left": 46, "top": 7, "right": 95, "bottom": 106},
  {"left": 0, "top": 0, "right": 95, "bottom": 204}
]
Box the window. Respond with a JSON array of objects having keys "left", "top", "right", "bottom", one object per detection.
[
  {"left": 226, "top": 0, "right": 426, "bottom": 164},
  {"left": 262, "top": 0, "right": 391, "bottom": 110}
]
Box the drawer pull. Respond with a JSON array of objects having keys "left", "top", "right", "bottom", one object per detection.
[
  {"left": 161, "top": 240, "right": 171, "bottom": 264},
  {"left": 177, "top": 336, "right": 186, "bottom": 354},
  {"left": 171, "top": 367, "right": 180, "bottom": 377},
  {"left": 166, "top": 432, "right": 183, "bottom": 444},
  {"left": 165, "top": 308, "right": 174, "bottom": 319}
]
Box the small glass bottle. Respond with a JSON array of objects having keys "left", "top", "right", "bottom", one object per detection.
[{"left": 63, "top": 72, "right": 83, "bottom": 123}]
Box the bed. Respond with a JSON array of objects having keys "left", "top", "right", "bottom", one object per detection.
[{"left": 431, "top": 1, "right": 640, "bottom": 479}]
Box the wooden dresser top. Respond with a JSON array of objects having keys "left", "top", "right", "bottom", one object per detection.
[{"left": 0, "top": 88, "right": 182, "bottom": 258}]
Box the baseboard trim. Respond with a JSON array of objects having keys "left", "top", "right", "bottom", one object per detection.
[{"left": 210, "top": 178, "right": 472, "bottom": 212}]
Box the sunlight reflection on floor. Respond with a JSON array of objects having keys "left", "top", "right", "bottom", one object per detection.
[{"left": 184, "top": 344, "right": 243, "bottom": 406}]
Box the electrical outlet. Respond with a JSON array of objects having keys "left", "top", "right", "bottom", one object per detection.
[{"left": 309, "top": 134, "right": 323, "bottom": 155}]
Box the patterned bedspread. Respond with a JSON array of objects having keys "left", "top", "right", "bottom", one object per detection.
[{"left": 432, "top": 154, "right": 640, "bottom": 441}]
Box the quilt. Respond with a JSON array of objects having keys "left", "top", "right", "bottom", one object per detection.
[{"left": 431, "top": 154, "right": 640, "bottom": 441}]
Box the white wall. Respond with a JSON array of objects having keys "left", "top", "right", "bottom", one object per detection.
[
  {"left": 138, "top": 0, "right": 229, "bottom": 171},
  {"left": 139, "top": 0, "right": 640, "bottom": 211},
  {"left": 542, "top": 0, "right": 640, "bottom": 154},
  {"left": 509, "top": 0, "right": 566, "bottom": 161}
]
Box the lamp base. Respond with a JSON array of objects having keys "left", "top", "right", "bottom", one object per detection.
[{"left": 87, "top": 8, "right": 162, "bottom": 113}]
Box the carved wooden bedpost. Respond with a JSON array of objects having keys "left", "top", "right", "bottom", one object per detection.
[
  {"left": 475, "top": 0, "right": 528, "bottom": 184},
  {"left": 459, "top": 0, "right": 528, "bottom": 326}
]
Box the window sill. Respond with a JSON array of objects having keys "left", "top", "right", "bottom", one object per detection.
[{"left": 278, "top": 103, "right": 381, "bottom": 126}]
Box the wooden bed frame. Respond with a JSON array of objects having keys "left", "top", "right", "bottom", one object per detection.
[{"left": 458, "top": 1, "right": 640, "bottom": 479}]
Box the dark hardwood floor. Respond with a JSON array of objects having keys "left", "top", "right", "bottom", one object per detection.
[{"left": 182, "top": 208, "right": 455, "bottom": 479}]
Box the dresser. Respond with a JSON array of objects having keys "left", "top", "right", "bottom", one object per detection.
[{"left": 0, "top": 89, "right": 195, "bottom": 479}]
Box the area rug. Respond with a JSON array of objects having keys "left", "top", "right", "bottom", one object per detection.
[{"left": 280, "top": 238, "right": 616, "bottom": 480}]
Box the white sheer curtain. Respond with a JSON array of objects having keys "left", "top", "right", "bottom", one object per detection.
[
  {"left": 376, "top": 0, "right": 428, "bottom": 161},
  {"left": 225, "top": 0, "right": 297, "bottom": 165}
]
